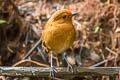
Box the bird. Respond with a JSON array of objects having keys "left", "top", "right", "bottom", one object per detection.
[
  {"left": 41, "top": 9, "right": 76, "bottom": 76},
  {"left": 22, "top": 8, "right": 77, "bottom": 77}
]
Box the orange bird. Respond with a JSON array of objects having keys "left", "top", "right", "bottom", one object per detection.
[
  {"left": 41, "top": 9, "right": 76, "bottom": 76},
  {"left": 22, "top": 8, "right": 77, "bottom": 77}
]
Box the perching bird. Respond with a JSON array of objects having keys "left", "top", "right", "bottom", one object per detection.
[
  {"left": 41, "top": 9, "right": 76, "bottom": 76},
  {"left": 22, "top": 8, "right": 77, "bottom": 77}
]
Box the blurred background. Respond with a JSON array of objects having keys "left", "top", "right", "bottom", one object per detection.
[{"left": 0, "top": 0, "right": 120, "bottom": 80}]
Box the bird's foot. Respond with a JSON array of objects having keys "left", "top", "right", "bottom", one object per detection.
[
  {"left": 67, "top": 64, "right": 78, "bottom": 74},
  {"left": 50, "top": 66, "right": 57, "bottom": 77},
  {"left": 67, "top": 63, "right": 73, "bottom": 72}
]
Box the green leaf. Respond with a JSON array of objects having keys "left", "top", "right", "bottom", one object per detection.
[
  {"left": 0, "top": 20, "right": 6, "bottom": 24},
  {"left": 94, "top": 26, "right": 100, "bottom": 33}
]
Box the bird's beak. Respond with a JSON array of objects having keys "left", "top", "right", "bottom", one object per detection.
[{"left": 72, "top": 11, "right": 78, "bottom": 17}]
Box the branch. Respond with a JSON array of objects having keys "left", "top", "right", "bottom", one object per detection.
[{"left": 0, "top": 67, "right": 119, "bottom": 77}]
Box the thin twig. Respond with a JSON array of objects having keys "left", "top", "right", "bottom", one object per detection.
[
  {"left": 105, "top": 47, "right": 117, "bottom": 56},
  {"left": 90, "top": 57, "right": 114, "bottom": 67},
  {"left": 13, "top": 59, "right": 49, "bottom": 67},
  {"left": 22, "top": 38, "right": 42, "bottom": 60}
]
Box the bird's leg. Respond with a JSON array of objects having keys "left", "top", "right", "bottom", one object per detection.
[
  {"left": 50, "top": 52, "right": 57, "bottom": 77},
  {"left": 63, "top": 52, "right": 73, "bottom": 72}
]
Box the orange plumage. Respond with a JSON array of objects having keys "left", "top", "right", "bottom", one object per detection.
[{"left": 42, "top": 9, "right": 76, "bottom": 53}]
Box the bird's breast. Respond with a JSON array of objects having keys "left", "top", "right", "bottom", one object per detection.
[{"left": 42, "top": 23, "right": 76, "bottom": 53}]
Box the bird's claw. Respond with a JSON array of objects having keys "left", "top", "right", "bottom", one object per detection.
[
  {"left": 67, "top": 64, "right": 78, "bottom": 74},
  {"left": 67, "top": 64, "right": 73, "bottom": 72},
  {"left": 50, "top": 66, "right": 57, "bottom": 77}
]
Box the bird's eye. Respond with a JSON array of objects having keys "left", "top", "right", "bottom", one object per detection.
[{"left": 62, "top": 15, "right": 67, "bottom": 19}]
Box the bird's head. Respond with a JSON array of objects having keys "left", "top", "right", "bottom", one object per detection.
[{"left": 49, "top": 9, "right": 77, "bottom": 24}]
